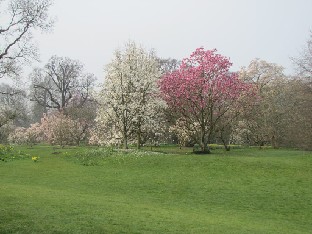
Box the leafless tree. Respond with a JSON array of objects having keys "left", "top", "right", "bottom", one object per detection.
[
  {"left": 31, "top": 56, "right": 96, "bottom": 111},
  {"left": 289, "top": 32, "right": 312, "bottom": 150},
  {"left": 238, "top": 59, "right": 286, "bottom": 148},
  {"left": 292, "top": 32, "right": 312, "bottom": 85},
  {"left": 0, "top": 83, "right": 29, "bottom": 142},
  {"left": 157, "top": 57, "right": 181, "bottom": 75},
  {"left": 0, "top": 0, "right": 53, "bottom": 79}
]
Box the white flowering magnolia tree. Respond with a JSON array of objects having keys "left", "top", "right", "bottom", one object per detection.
[
  {"left": 95, "top": 41, "right": 165, "bottom": 149},
  {"left": 169, "top": 118, "right": 198, "bottom": 148}
]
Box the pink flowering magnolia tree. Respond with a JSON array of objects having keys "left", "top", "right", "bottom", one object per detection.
[
  {"left": 8, "top": 123, "right": 43, "bottom": 146},
  {"left": 9, "top": 112, "right": 88, "bottom": 147},
  {"left": 159, "top": 48, "right": 255, "bottom": 153},
  {"left": 40, "top": 111, "right": 88, "bottom": 147}
]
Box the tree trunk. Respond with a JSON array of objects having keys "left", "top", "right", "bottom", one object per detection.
[
  {"left": 122, "top": 127, "right": 128, "bottom": 149},
  {"left": 224, "top": 144, "right": 230, "bottom": 151},
  {"left": 43, "top": 89, "right": 48, "bottom": 114},
  {"left": 220, "top": 129, "right": 230, "bottom": 151},
  {"left": 122, "top": 113, "right": 128, "bottom": 149},
  {"left": 221, "top": 137, "right": 230, "bottom": 151},
  {"left": 123, "top": 135, "right": 128, "bottom": 149},
  {"left": 200, "top": 129, "right": 205, "bottom": 151},
  {"left": 271, "top": 135, "right": 278, "bottom": 149},
  {"left": 199, "top": 127, "right": 210, "bottom": 153},
  {"left": 137, "top": 129, "right": 141, "bottom": 150}
]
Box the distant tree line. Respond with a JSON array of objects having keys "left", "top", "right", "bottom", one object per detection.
[{"left": 1, "top": 0, "right": 311, "bottom": 151}]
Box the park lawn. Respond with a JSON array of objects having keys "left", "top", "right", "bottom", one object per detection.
[{"left": 0, "top": 146, "right": 311, "bottom": 233}]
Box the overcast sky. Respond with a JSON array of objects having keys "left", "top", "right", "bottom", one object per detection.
[{"left": 31, "top": 0, "right": 312, "bottom": 82}]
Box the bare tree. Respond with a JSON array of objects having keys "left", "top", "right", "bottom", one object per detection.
[
  {"left": 0, "top": 0, "right": 53, "bottom": 79},
  {"left": 31, "top": 56, "right": 96, "bottom": 111},
  {"left": 292, "top": 32, "right": 312, "bottom": 86},
  {"left": 157, "top": 57, "right": 181, "bottom": 75},
  {"left": 0, "top": 83, "right": 29, "bottom": 142},
  {"left": 238, "top": 59, "right": 286, "bottom": 148},
  {"left": 280, "top": 79, "right": 312, "bottom": 150},
  {"left": 288, "top": 32, "right": 312, "bottom": 150}
]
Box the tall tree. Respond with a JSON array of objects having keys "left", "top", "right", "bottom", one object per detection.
[
  {"left": 153, "top": 57, "right": 182, "bottom": 145},
  {"left": 159, "top": 48, "right": 254, "bottom": 153},
  {"left": 288, "top": 32, "right": 312, "bottom": 150},
  {"left": 292, "top": 32, "right": 312, "bottom": 85},
  {"left": 96, "top": 41, "right": 164, "bottom": 149},
  {"left": 277, "top": 79, "right": 312, "bottom": 150},
  {"left": 238, "top": 59, "right": 286, "bottom": 148},
  {"left": 0, "top": 0, "right": 53, "bottom": 79},
  {"left": 31, "top": 56, "right": 96, "bottom": 111}
]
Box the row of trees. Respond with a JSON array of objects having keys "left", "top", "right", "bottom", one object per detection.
[
  {"left": 1, "top": 0, "right": 311, "bottom": 151},
  {"left": 7, "top": 39, "right": 312, "bottom": 151}
]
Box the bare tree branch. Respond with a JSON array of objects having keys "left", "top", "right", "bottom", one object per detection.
[
  {"left": 0, "top": 0, "right": 53, "bottom": 78},
  {"left": 30, "top": 56, "right": 96, "bottom": 112}
]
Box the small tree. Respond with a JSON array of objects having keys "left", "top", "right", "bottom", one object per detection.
[
  {"left": 40, "top": 112, "right": 87, "bottom": 147},
  {"left": 8, "top": 127, "right": 27, "bottom": 144},
  {"left": 8, "top": 123, "right": 42, "bottom": 146}
]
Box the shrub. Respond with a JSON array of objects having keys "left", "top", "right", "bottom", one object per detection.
[
  {"left": 0, "top": 144, "right": 30, "bottom": 162},
  {"left": 68, "top": 148, "right": 115, "bottom": 166}
]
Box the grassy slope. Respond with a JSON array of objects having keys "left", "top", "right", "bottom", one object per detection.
[{"left": 0, "top": 146, "right": 311, "bottom": 233}]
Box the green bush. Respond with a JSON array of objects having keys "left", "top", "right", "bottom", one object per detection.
[
  {"left": 68, "top": 147, "right": 164, "bottom": 166},
  {"left": 228, "top": 144, "right": 242, "bottom": 149},
  {"left": 193, "top": 144, "right": 201, "bottom": 152},
  {"left": 0, "top": 144, "right": 30, "bottom": 162},
  {"left": 208, "top": 144, "right": 223, "bottom": 150},
  {"left": 68, "top": 147, "right": 115, "bottom": 166}
]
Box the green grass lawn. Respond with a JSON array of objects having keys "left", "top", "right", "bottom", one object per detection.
[{"left": 0, "top": 145, "right": 311, "bottom": 233}]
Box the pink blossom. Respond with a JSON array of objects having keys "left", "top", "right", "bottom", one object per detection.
[{"left": 159, "top": 48, "right": 256, "bottom": 151}]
